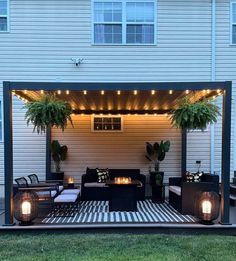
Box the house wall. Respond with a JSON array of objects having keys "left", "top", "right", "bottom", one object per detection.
[
  {"left": 0, "top": 0, "right": 235, "bottom": 194},
  {"left": 0, "top": 86, "right": 46, "bottom": 197},
  {"left": 51, "top": 114, "right": 211, "bottom": 186},
  {"left": 214, "top": 0, "right": 236, "bottom": 177}
]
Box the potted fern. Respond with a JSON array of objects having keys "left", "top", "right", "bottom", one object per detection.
[
  {"left": 169, "top": 97, "right": 220, "bottom": 131},
  {"left": 50, "top": 140, "right": 68, "bottom": 181},
  {"left": 145, "top": 140, "right": 170, "bottom": 203},
  {"left": 24, "top": 95, "right": 73, "bottom": 133}
]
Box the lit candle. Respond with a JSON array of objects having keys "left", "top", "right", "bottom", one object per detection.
[
  {"left": 22, "top": 201, "right": 31, "bottom": 215},
  {"left": 202, "top": 200, "right": 212, "bottom": 214},
  {"left": 68, "top": 177, "right": 74, "bottom": 184}
]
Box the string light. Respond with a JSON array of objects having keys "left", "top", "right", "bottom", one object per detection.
[
  {"left": 151, "top": 90, "right": 155, "bottom": 95},
  {"left": 186, "top": 90, "right": 189, "bottom": 94},
  {"left": 57, "top": 90, "right": 61, "bottom": 95},
  {"left": 203, "top": 90, "right": 206, "bottom": 94},
  {"left": 117, "top": 90, "right": 121, "bottom": 95},
  {"left": 40, "top": 90, "right": 44, "bottom": 94},
  {"left": 134, "top": 90, "right": 137, "bottom": 95},
  {"left": 83, "top": 90, "right": 87, "bottom": 95},
  {"left": 66, "top": 90, "right": 70, "bottom": 95},
  {"left": 169, "top": 90, "right": 173, "bottom": 94},
  {"left": 217, "top": 89, "right": 221, "bottom": 94},
  {"left": 207, "top": 89, "right": 210, "bottom": 94},
  {"left": 101, "top": 90, "right": 105, "bottom": 95},
  {"left": 24, "top": 90, "right": 27, "bottom": 94}
]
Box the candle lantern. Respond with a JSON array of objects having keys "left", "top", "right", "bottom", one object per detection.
[
  {"left": 194, "top": 191, "right": 219, "bottom": 225},
  {"left": 67, "top": 177, "right": 74, "bottom": 188},
  {"left": 14, "top": 191, "right": 39, "bottom": 226}
]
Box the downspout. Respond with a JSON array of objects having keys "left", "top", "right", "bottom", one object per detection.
[{"left": 210, "top": 0, "right": 216, "bottom": 174}]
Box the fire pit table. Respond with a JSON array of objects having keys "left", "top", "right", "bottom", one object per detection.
[{"left": 106, "top": 179, "right": 142, "bottom": 211}]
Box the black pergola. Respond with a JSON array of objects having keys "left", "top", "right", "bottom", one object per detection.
[{"left": 3, "top": 81, "right": 232, "bottom": 226}]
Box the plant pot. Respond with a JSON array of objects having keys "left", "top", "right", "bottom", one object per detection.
[
  {"left": 152, "top": 185, "right": 165, "bottom": 203},
  {"left": 149, "top": 171, "right": 164, "bottom": 186},
  {"left": 49, "top": 172, "right": 64, "bottom": 182}
]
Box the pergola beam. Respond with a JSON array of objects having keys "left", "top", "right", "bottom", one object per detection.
[{"left": 7, "top": 81, "right": 227, "bottom": 91}]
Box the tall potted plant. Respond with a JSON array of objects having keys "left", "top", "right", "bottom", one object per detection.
[
  {"left": 145, "top": 140, "right": 170, "bottom": 203},
  {"left": 50, "top": 140, "right": 68, "bottom": 181}
]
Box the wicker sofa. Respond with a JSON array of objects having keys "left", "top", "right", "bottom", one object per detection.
[
  {"left": 81, "top": 168, "right": 146, "bottom": 201},
  {"left": 169, "top": 174, "right": 219, "bottom": 215}
]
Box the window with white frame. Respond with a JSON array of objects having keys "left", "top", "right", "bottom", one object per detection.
[
  {"left": 0, "top": 101, "right": 2, "bottom": 141},
  {"left": 231, "top": 2, "right": 236, "bottom": 44},
  {"left": 93, "top": 0, "right": 155, "bottom": 44},
  {"left": 0, "top": 0, "right": 8, "bottom": 32}
]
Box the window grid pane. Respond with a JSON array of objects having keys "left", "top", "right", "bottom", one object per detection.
[
  {"left": 0, "top": 0, "right": 7, "bottom": 16},
  {"left": 126, "top": 2, "right": 154, "bottom": 22},
  {"left": 0, "top": 17, "right": 7, "bottom": 31},
  {"left": 94, "top": 2, "right": 122, "bottom": 23},
  {"left": 126, "top": 25, "right": 154, "bottom": 44},
  {"left": 94, "top": 24, "right": 122, "bottom": 44},
  {"left": 232, "top": 25, "right": 236, "bottom": 44}
]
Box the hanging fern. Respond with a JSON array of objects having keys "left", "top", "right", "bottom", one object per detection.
[
  {"left": 24, "top": 95, "right": 73, "bottom": 134},
  {"left": 169, "top": 97, "right": 221, "bottom": 131}
]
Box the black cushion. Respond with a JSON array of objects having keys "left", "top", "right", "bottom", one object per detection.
[
  {"left": 86, "top": 168, "right": 98, "bottom": 182},
  {"left": 96, "top": 168, "right": 110, "bottom": 183}
]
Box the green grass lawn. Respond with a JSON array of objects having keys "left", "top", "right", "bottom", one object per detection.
[{"left": 0, "top": 232, "right": 235, "bottom": 261}]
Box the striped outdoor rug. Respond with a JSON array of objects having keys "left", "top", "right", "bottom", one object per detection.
[{"left": 41, "top": 200, "right": 196, "bottom": 224}]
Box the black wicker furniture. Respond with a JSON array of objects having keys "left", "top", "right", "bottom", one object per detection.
[
  {"left": 15, "top": 177, "right": 59, "bottom": 201},
  {"left": 169, "top": 174, "right": 219, "bottom": 215},
  {"left": 81, "top": 168, "right": 146, "bottom": 201},
  {"left": 28, "top": 174, "right": 64, "bottom": 193}
]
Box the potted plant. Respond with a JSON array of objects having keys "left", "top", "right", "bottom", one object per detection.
[
  {"left": 24, "top": 95, "right": 73, "bottom": 133},
  {"left": 145, "top": 140, "right": 170, "bottom": 203},
  {"left": 169, "top": 97, "right": 220, "bottom": 131},
  {"left": 50, "top": 140, "right": 68, "bottom": 181}
]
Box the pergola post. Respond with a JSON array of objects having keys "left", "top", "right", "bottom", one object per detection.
[
  {"left": 220, "top": 81, "right": 232, "bottom": 224},
  {"left": 181, "top": 130, "right": 187, "bottom": 177},
  {"left": 46, "top": 126, "right": 51, "bottom": 180},
  {"left": 3, "top": 81, "right": 14, "bottom": 226}
]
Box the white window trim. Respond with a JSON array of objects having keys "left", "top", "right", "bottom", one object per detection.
[
  {"left": 91, "top": 0, "right": 157, "bottom": 45},
  {"left": 0, "top": 99, "right": 3, "bottom": 142},
  {"left": 91, "top": 115, "right": 124, "bottom": 132},
  {"left": 230, "top": 1, "right": 236, "bottom": 45},
  {"left": 0, "top": 0, "right": 10, "bottom": 33}
]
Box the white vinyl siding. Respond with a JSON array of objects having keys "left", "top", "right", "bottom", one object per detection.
[
  {"left": 1, "top": 0, "right": 234, "bottom": 186},
  {"left": 92, "top": 0, "right": 155, "bottom": 44},
  {"left": 215, "top": 0, "right": 235, "bottom": 178},
  {"left": 0, "top": 0, "right": 9, "bottom": 32},
  {"left": 231, "top": 1, "right": 236, "bottom": 44},
  {"left": 0, "top": 100, "right": 2, "bottom": 141},
  {"left": 52, "top": 115, "right": 182, "bottom": 186}
]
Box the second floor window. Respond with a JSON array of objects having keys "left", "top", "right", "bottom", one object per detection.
[
  {"left": 93, "top": 0, "right": 155, "bottom": 44},
  {"left": 0, "top": 0, "right": 8, "bottom": 32},
  {"left": 232, "top": 2, "right": 236, "bottom": 44}
]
